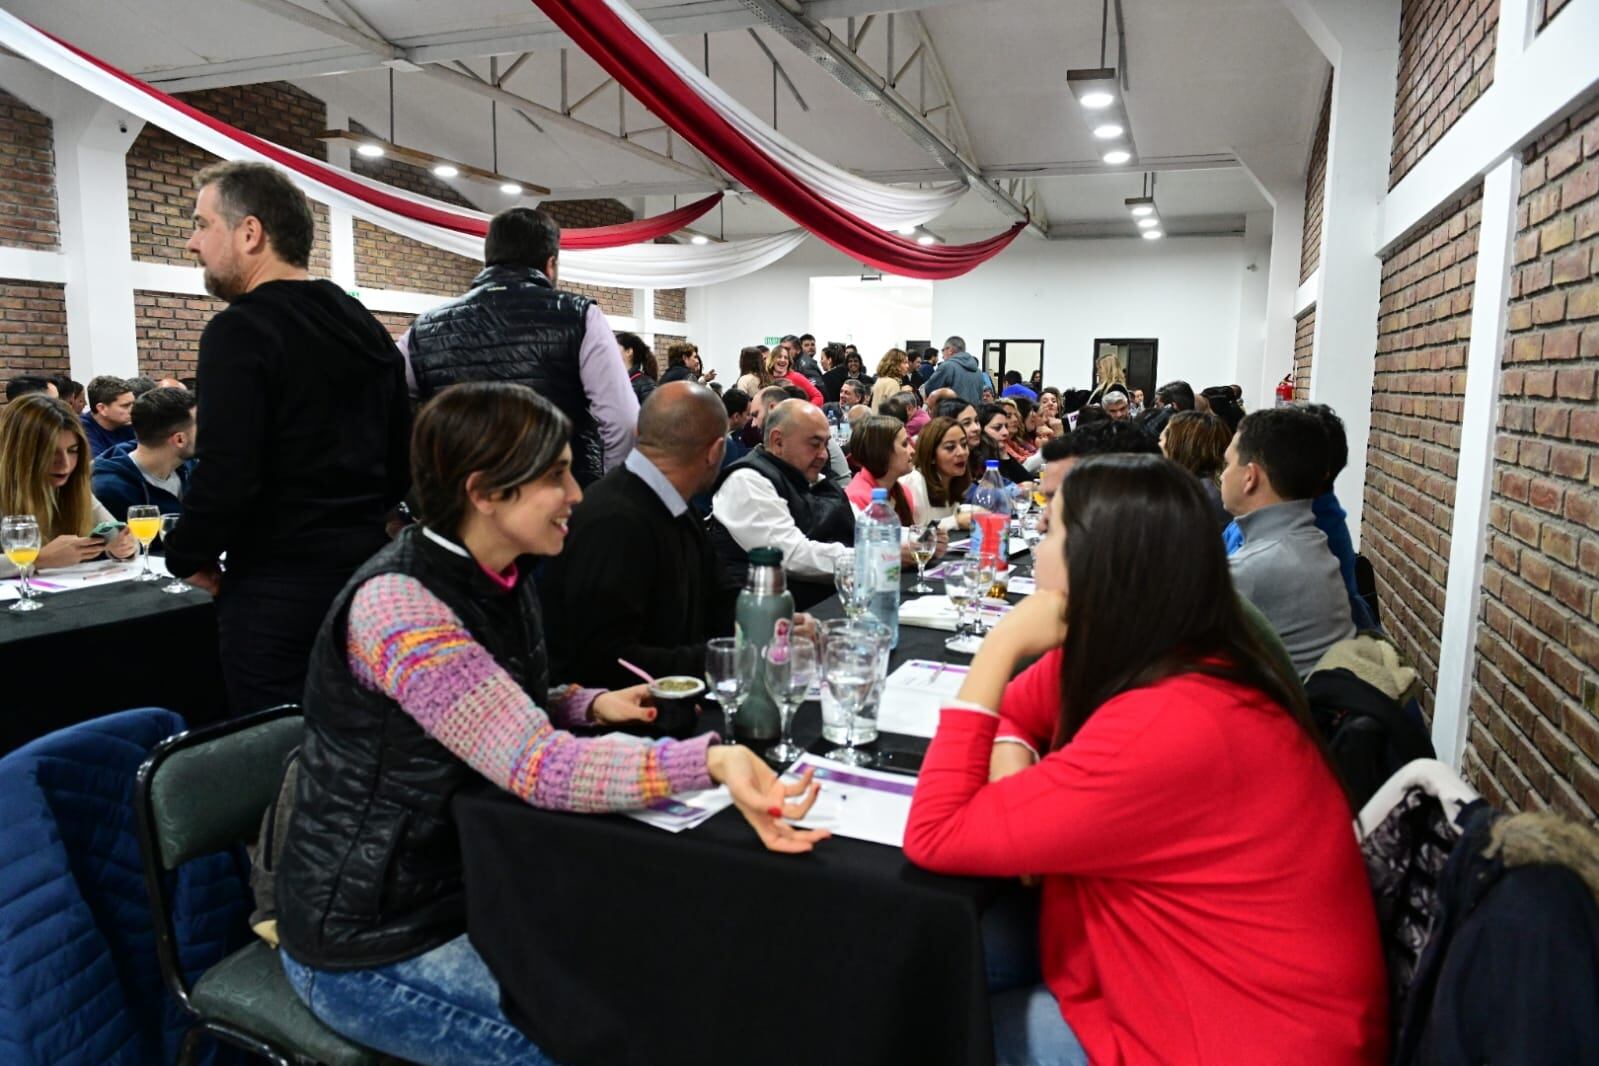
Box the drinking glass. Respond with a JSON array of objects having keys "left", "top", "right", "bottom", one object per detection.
[
  {"left": 764, "top": 637, "right": 817, "bottom": 765},
  {"left": 1020, "top": 511, "right": 1043, "bottom": 550},
  {"left": 158, "top": 514, "right": 191, "bottom": 594},
  {"left": 127, "top": 504, "right": 161, "bottom": 582},
  {"left": 909, "top": 523, "right": 939, "bottom": 593},
  {"left": 823, "top": 639, "right": 877, "bottom": 766},
  {"left": 705, "top": 637, "right": 754, "bottom": 744},
  {"left": 2, "top": 515, "right": 42, "bottom": 613},
  {"left": 833, "top": 553, "right": 868, "bottom": 620}
]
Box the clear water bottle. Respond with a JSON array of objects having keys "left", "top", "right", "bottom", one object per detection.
[
  {"left": 734, "top": 546, "right": 793, "bottom": 740},
  {"left": 855, "top": 487, "right": 901, "bottom": 648},
  {"left": 968, "top": 460, "right": 1013, "bottom": 563}
]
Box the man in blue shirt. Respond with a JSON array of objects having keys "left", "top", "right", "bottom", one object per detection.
[
  {"left": 1000, "top": 370, "right": 1038, "bottom": 403},
  {"left": 92, "top": 386, "right": 196, "bottom": 521},
  {"left": 81, "top": 375, "right": 136, "bottom": 459}
]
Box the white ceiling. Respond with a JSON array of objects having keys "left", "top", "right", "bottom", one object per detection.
[{"left": 3, "top": 0, "right": 1330, "bottom": 233}]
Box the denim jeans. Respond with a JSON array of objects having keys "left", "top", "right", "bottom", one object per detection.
[
  {"left": 982, "top": 886, "right": 1086, "bottom": 1066},
  {"left": 280, "top": 935, "right": 557, "bottom": 1065}
]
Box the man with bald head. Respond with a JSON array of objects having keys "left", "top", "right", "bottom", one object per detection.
[
  {"left": 708, "top": 399, "right": 856, "bottom": 607},
  {"left": 542, "top": 381, "right": 739, "bottom": 701}
]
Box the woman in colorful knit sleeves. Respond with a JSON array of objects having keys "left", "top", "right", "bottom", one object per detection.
[
  {"left": 276, "top": 382, "right": 828, "bottom": 1065},
  {"left": 904, "top": 454, "right": 1388, "bottom": 1066}
]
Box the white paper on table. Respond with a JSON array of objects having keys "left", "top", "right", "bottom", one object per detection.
[
  {"left": 784, "top": 754, "right": 916, "bottom": 847},
  {"left": 624, "top": 785, "right": 734, "bottom": 833},
  {"left": 1007, "top": 575, "right": 1037, "bottom": 596},
  {"left": 897, "top": 595, "right": 1011, "bottom": 632},
  {"left": 0, "top": 584, "right": 18, "bottom": 602},
  {"left": 945, "top": 537, "right": 1029, "bottom": 557},
  {"left": 877, "top": 659, "right": 969, "bottom": 738},
  {"left": 23, "top": 556, "right": 169, "bottom": 592}
]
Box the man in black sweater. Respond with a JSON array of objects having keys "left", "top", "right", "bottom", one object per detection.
[
  {"left": 542, "top": 381, "right": 736, "bottom": 698},
  {"left": 164, "top": 161, "right": 410, "bottom": 714}
]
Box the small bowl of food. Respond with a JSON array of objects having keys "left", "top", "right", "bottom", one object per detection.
[
  {"left": 649, "top": 675, "right": 706, "bottom": 701},
  {"left": 642, "top": 675, "right": 706, "bottom": 739}
]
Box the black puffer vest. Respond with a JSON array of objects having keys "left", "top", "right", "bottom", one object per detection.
[
  {"left": 706, "top": 447, "right": 855, "bottom": 591},
  {"left": 276, "top": 525, "right": 548, "bottom": 969},
  {"left": 409, "top": 265, "right": 604, "bottom": 484}
]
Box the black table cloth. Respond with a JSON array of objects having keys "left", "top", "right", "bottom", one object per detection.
[
  {"left": 0, "top": 580, "right": 227, "bottom": 753},
  {"left": 456, "top": 572, "right": 1009, "bottom": 1066}
]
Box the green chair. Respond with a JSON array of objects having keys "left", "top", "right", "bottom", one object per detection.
[{"left": 135, "top": 705, "right": 382, "bottom": 1066}]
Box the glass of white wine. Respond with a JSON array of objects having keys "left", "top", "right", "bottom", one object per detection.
[
  {"left": 126, "top": 505, "right": 161, "bottom": 582},
  {"left": 158, "top": 513, "right": 191, "bottom": 594},
  {"left": 909, "top": 522, "right": 939, "bottom": 593},
  {"left": 2, "top": 514, "right": 42, "bottom": 612}
]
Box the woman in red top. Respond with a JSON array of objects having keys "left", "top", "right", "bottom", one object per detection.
[
  {"left": 904, "top": 454, "right": 1387, "bottom": 1066},
  {"left": 764, "top": 346, "right": 824, "bottom": 406}
]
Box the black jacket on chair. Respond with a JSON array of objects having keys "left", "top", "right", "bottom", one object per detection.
[
  {"left": 408, "top": 265, "right": 604, "bottom": 484},
  {"left": 276, "top": 526, "right": 549, "bottom": 970}
]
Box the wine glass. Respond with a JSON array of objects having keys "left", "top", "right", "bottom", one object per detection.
[
  {"left": 969, "top": 556, "right": 999, "bottom": 634},
  {"left": 705, "top": 637, "right": 754, "bottom": 744},
  {"left": 127, "top": 504, "right": 161, "bottom": 582},
  {"left": 908, "top": 523, "right": 939, "bottom": 593},
  {"left": 823, "top": 638, "right": 877, "bottom": 766},
  {"left": 158, "top": 514, "right": 191, "bottom": 594},
  {"left": 943, "top": 560, "right": 977, "bottom": 644},
  {"left": 764, "top": 637, "right": 817, "bottom": 765},
  {"left": 833, "top": 553, "right": 868, "bottom": 620},
  {"left": 2, "top": 515, "right": 43, "bottom": 612}
]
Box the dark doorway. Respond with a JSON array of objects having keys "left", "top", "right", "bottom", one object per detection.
[
  {"left": 1091, "top": 338, "right": 1158, "bottom": 404},
  {"left": 981, "top": 340, "right": 1046, "bottom": 390}
]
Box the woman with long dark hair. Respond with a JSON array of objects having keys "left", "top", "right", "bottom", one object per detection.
[
  {"left": 615, "top": 331, "right": 658, "bottom": 406},
  {"left": 277, "top": 382, "right": 826, "bottom": 1064},
  {"left": 975, "top": 404, "right": 1033, "bottom": 486},
  {"left": 899, "top": 416, "right": 976, "bottom": 532},
  {"left": 904, "top": 454, "right": 1385, "bottom": 1066}
]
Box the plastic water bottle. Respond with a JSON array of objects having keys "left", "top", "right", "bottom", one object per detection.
[
  {"left": 969, "top": 460, "right": 1013, "bottom": 563},
  {"left": 855, "top": 488, "right": 901, "bottom": 648}
]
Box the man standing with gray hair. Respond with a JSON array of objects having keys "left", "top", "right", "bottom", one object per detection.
[
  {"left": 164, "top": 160, "right": 411, "bottom": 714},
  {"left": 921, "top": 335, "right": 993, "bottom": 407}
]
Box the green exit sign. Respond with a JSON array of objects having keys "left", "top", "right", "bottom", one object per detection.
[{"left": 765, "top": 335, "right": 782, "bottom": 346}]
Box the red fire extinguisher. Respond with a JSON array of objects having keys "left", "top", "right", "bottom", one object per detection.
[{"left": 1274, "top": 374, "right": 1295, "bottom": 406}]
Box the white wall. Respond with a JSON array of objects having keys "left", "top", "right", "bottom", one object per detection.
[{"left": 693, "top": 233, "right": 1250, "bottom": 393}]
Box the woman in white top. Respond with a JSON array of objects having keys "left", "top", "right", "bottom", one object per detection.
[
  {"left": 899, "top": 416, "right": 978, "bottom": 533},
  {"left": 0, "top": 394, "right": 137, "bottom": 576}
]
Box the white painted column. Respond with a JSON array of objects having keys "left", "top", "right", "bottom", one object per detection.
[
  {"left": 639, "top": 285, "right": 656, "bottom": 346},
  {"left": 323, "top": 105, "right": 357, "bottom": 290},
  {"left": 1286, "top": 0, "right": 1402, "bottom": 549},
  {"left": 1428, "top": 0, "right": 1536, "bottom": 768},
  {"left": 1233, "top": 209, "right": 1274, "bottom": 409},
  {"left": 53, "top": 96, "right": 144, "bottom": 381},
  {"left": 1236, "top": 149, "right": 1310, "bottom": 411}
]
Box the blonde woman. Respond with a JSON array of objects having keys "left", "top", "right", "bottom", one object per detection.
[
  {"left": 870, "top": 348, "right": 911, "bottom": 409},
  {"left": 1087, "top": 352, "right": 1128, "bottom": 405},
  {"left": 0, "top": 394, "right": 136, "bottom": 575}
]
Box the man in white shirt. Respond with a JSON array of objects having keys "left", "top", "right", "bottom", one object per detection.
[{"left": 708, "top": 400, "right": 857, "bottom": 608}]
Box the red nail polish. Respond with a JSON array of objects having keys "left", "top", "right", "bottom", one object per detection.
[{"left": 767, "top": 806, "right": 783, "bottom": 818}]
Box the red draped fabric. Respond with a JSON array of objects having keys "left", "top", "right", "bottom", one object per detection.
[
  {"left": 527, "top": 0, "right": 1025, "bottom": 279},
  {"left": 43, "top": 29, "right": 719, "bottom": 249}
]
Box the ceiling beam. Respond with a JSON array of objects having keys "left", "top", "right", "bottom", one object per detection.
[
  {"left": 137, "top": 0, "right": 971, "bottom": 92},
  {"left": 232, "top": 0, "right": 400, "bottom": 61}
]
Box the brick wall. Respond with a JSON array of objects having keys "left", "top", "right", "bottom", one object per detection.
[
  {"left": 1363, "top": 187, "right": 1483, "bottom": 715},
  {"left": 0, "top": 283, "right": 69, "bottom": 396},
  {"left": 1293, "top": 308, "right": 1316, "bottom": 401},
  {"left": 0, "top": 90, "right": 58, "bottom": 251},
  {"left": 126, "top": 83, "right": 331, "bottom": 274},
  {"left": 133, "top": 290, "right": 226, "bottom": 378},
  {"left": 654, "top": 333, "right": 687, "bottom": 361},
  {"left": 1468, "top": 95, "right": 1599, "bottom": 816},
  {"left": 545, "top": 201, "right": 637, "bottom": 316},
  {"left": 1301, "top": 83, "right": 1331, "bottom": 283},
  {"left": 372, "top": 311, "right": 417, "bottom": 341},
  {"left": 354, "top": 218, "right": 481, "bottom": 295},
  {"left": 655, "top": 288, "right": 687, "bottom": 322},
  {"left": 1390, "top": 0, "right": 1499, "bottom": 187}
]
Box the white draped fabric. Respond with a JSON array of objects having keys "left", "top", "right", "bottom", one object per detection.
[
  {"left": 598, "top": 0, "right": 967, "bottom": 230},
  {"left": 0, "top": 9, "right": 808, "bottom": 288}
]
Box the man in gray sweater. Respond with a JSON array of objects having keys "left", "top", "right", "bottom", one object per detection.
[{"left": 1221, "top": 408, "right": 1355, "bottom": 677}]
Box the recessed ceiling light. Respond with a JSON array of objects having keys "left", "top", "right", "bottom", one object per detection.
[
  {"left": 356, "top": 143, "right": 385, "bottom": 158},
  {"left": 1080, "top": 90, "right": 1115, "bottom": 109},
  {"left": 1130, "top": 204, "right": 1154, "bottom": 217},
  {"left": 917, "top": 234, "right": 936, "bottom": 246},
  {"left": 1137, "top": 217, "right": 1159, "bottom": 228},
  {"left": 432, "top": 163, "right": 459, "bottom": 179},
  {"left": 690, "top": 234, "right": 709, "bottom": 245},
  {"left": 1092, "top": 123, "right": 1124, "bottom": 139},
  {"left": 895, "top": 224, "right": 917, "bottom": 235},
  {"left": 1103, "top": 149, "right": 1131, "bottom": 165},
  {"left": 499, "top": 182, "right": 522, "bottom": 195},
  {"left": 1142, "top": 229, "right": 1163, "bottom": 240}
]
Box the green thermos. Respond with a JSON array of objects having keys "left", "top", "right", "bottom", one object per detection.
[{"left": 733, "top": 546, "right": 793, "bottom": 740}]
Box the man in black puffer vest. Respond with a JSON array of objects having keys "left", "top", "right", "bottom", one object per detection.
[{"left": 405, "top": 208, "right": 638, "bottom": 485}]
